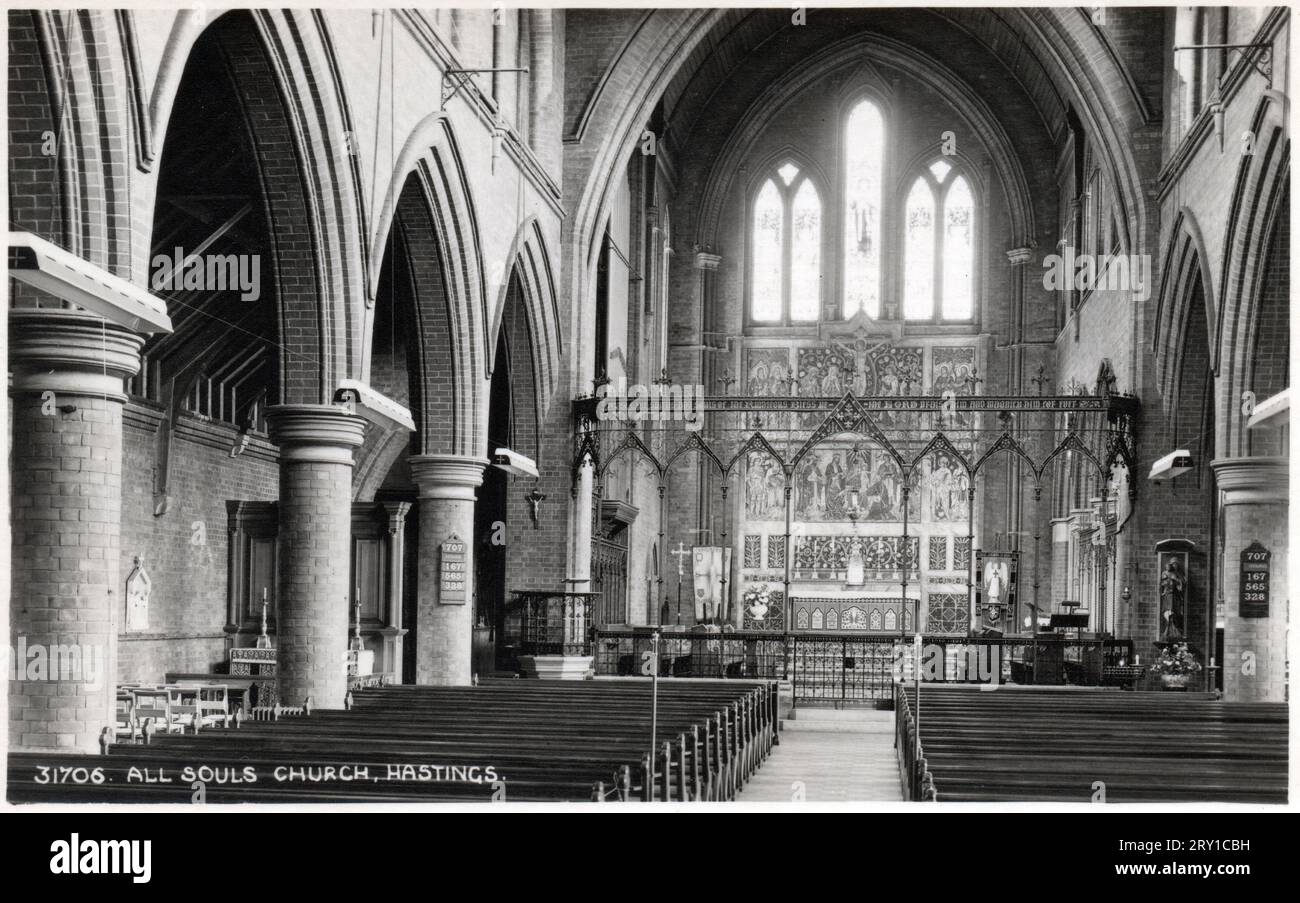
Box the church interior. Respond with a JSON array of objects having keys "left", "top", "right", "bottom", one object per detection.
[{"left": 4, "top": 5, "right": 1291, "bottom": 805}]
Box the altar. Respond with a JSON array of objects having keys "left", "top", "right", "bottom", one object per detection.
[{"left": 789, "top": 591, "right": 918, "bottom": 632}]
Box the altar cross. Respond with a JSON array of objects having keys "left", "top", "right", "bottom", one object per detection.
[{"left": 670, "top": 542, "right": 692, "bottom": 578}]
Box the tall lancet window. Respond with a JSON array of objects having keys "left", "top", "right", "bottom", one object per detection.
[
  {"left": 903, "top": 159, "right": 976, "bottom": 321},
  {"left": 843, "top": 99, "right": 885, "bottom": 318},
  {"left": 749, "top": 161, "right": 823, "bottom": 323}
]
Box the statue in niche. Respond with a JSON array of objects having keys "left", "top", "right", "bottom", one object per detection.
[
  {"left": 846, "top": 542, "right": 866, "bottom": 586},
  {"left": 1159, "top": 558, "right": 1186, "bottom": 642},
  {"left": 125, "top": 555, "right": 151, "bottom": 631}
]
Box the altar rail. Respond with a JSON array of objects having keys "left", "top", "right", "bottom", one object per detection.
[
  {"left": 894, "top": 682, "right": 936, "bottom": 801},
  {"left": 592, "top": 630, "right": 1134, "bottom": 702}
]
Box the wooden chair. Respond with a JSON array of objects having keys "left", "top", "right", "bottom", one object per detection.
[
  {"left": 130, "top": 688, "right": 178, "bottom": 736},
  {"left": 177, "top": 682, "right": 231, "bottom": 729},
  {"left": 164, "top": 686, "right": 202, "bottom": 733},
  {"left": 114, "top": 691, "right": 139, "bottom": 742}
]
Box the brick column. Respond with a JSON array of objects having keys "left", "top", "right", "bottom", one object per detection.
[
  {"left": 409, "top": 455, "right": 487, "bottom": 685},
  {"left": 266, "top": 404, "right": 367, "bottom": 709},
  {"left": 8, "top": 310, "right": 144, "bottom": 752},
  {"left": 1212, "top": 458, "right": 1288, "bottom": 702}
]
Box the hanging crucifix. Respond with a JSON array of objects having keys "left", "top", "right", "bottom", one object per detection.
[{"left": 1030, "top": 365, "right": 1048, "bottom": 396}]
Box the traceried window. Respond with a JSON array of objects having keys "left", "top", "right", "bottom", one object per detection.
[
  {"left": 749, "top": 162, "right": 823, "bottom": 323},
  {"left": 903, "top": 160, "right": 975, "bottom": 321},
  {"left": 843, "top": 99, "right": 885, "bottom": 318}
]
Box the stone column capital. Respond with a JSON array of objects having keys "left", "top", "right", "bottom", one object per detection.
[
  {"left": 694, "top": 251, "right": 722, "bottom": 271},
  {"left": 8, "top": 309, "right": 145, "bottom": 399},
  {"left": 266, "top": 404, "right": 367, "bottom": 465},
  {"left": 409, "top": 454, "right": 489, "bottom": 500},
  {"left": 1212, "top": 456, "right": 1288, "bottom": 505},
  {"left": 1006, "top": 247, "right": 1034, "bottom": 266}
]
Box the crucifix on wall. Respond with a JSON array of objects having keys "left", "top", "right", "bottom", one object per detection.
[{"left": 828, "top": 336, "right": 889, "bottom": 395}]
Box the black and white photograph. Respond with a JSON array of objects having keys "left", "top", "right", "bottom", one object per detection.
[{"left": 0, "top": 0, "right": 1295, "bottom": 867}]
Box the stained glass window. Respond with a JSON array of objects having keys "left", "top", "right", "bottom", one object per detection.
[
  {"left": 790, "top": 180, "right": 822, "bottom": 321},
  {"left": 903, "top": 178, "right": 935, "bottom": 320},
  {"left": 943, "top": 175, "right": 974, "bottom": 319},
  {"left": 750, "top": 164, "right": 823, "bottom": 322},
  {"left": 904, "top": 163, "right": 976, "bottom": 321},
  {"left": 751, "top": 179, "right": 783, "bottom": 321},
  {"left": 843, "top": 100, "right": 884, "bottom": 318}
]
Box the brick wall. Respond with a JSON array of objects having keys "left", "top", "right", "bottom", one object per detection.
[
  {"left": 7, "top": 11, "right": 64, "bottom": 242},
  {"left": 116, "top": 407, "right": 279, "bottom": 684}
]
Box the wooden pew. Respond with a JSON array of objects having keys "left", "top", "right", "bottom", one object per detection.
[
  {"left": 8, "top": 679, "right": 781, "bottom": 804},
  {"left": 895, "top": 685, "right": 1287, "bottom": 803}
]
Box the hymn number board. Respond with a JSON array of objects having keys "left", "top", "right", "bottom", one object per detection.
[
  {"left": 440, "top": 534, "right": 467, "bottom": 605},
  {"left": 1239, "top": 542, "right": 1270, "bottom": 619}
]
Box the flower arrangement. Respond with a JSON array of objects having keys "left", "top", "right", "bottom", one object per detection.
[
  {"left": 1151, "top": 643, "right": 1202, "bottom": 676},
  {"left": 744, "top": 584, "right": 772, "bottom": 620}
]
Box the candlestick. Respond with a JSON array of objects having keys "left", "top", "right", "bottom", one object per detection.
[{"left": 256, "top": 588, "right": 271, "bottom": 650}]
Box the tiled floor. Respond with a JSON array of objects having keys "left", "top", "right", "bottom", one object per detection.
[{"left": 739, "top": 714, "right": 904, "bottom": 802}]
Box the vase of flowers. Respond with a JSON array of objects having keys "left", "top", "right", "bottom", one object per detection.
[
  {"left": 1152, "top": 643, "right": 1201, "bottom": 690},
  {"left": 744, "top": 584, "right": 771, "bottom": 622}
]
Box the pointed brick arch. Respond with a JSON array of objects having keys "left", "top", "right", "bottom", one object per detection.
[
  {"left": 1217, "top": 97, "right": 1289, "bottom": 456},
  {"left": 140, "top": 10, "right": 366, "bottom": 402},
  {"left": 370, "top": 114, "right": 488, "bottom": 458},
  {"left": 489, "top": 217, "right": 563, "bottom": 424},
  {"left": 1153, "top": 209, "right": 1216, "bottom": 419},
  {"left": 9, "top": 9, "right": 133, "bottom": 274}
]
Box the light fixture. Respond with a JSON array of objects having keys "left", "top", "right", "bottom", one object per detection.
[
  {"left": 8, "top": 232, "right": 172, "bottom": 334},
  {"left": 1148, "top": 448, "right": 1193, "bottom": 482},
  {"left": 334, "top": 380, "right": 415, "bottom": 432},
  {"left": 493, "top": 447, "right": 539, "bottom": 479}
]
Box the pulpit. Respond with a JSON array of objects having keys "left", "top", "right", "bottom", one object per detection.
[{"left": 513, "top": 590, "right": 598, "bottom": 679}]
